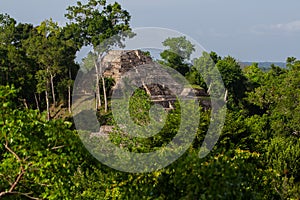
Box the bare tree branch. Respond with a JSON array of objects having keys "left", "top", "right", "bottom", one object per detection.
[
  {"left": 0, "top": 191, "right": 41, "bottom": 200},
  {"left": 1, "top": 141, "right": 41, "bottom": 200},
  {"left": 3, "top": 140, "right": 25, "bottom": 193},
  {"left": 0, "top": 141, "right": 42, "bottom": 199},
  {"left": 51, "top": 145, "right": 65, "bottom": 150}
]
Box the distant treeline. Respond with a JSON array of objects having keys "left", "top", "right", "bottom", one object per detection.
[{"left": 240, "top": 61, "right": 286, "bottom": 69}]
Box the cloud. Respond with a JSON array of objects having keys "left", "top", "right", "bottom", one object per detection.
[
  {"left": 270, "top": 20, "right": 300, "bottom": 32},
  {"left": 251, "top": 20, "right": 300, "bottom": 35}
]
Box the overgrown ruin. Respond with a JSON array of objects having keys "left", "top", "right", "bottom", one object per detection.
[{"left": 102, "top": 50, "right": 210, "bottom": 110}]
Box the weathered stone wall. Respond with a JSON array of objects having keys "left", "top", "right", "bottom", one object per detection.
[
  {"left": 102, "top": 50, "right": 153, "bottom": 83},
  {"left": 102, "top": 50, "right": 210, "bottom": 110}
]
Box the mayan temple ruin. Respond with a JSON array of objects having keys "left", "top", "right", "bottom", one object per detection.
[
  {"left": 101, "top": 50, "right": 210, "bottom": 110},
  {"left": 102, "top": 50, "right": 153, "bottom": 83}
]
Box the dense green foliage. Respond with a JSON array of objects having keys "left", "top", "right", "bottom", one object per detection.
[
  {"left": 0, "top": 1, "right": 299, "bottom": 199},
  {"left": 0, "top": 86, "right": 92, "bottom": 199},
  {"left": 159, "top": 36, "right": 194, "bottom": 76}
]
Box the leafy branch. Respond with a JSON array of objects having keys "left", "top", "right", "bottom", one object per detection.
[{"left": 0, "top": 140, "right": 40, "bottom": 200}]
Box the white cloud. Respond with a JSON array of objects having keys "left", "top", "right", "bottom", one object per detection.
[
  {"left": 270, "top": 20, "right": 300, "bottom": 32},
  {"left": 251, "top": 20, "right": 300, "bottom": 35}
]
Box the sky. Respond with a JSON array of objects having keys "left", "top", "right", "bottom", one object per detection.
[{"left": 1, "top": 0, "right": 300, "bottom": 62}]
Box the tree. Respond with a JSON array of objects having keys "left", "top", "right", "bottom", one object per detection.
[
  {"left": 162, "top": 36, "right": 195, "bottom": 60},
  {"left": 244, "top": 58, "right": 300, "bottom": 198},
  {"left": 209, "top": 51, "right": 221, "bottom": 64},
  {"left": 160, "top": 36, "right": 195, "bottom": 76},
  {"left": 0, "top": 14, "right": 36, "bottom": 109},
  {"left": 24, "top": 19, "right": 78, "bottom": 119},
  {"left": 243, "top": 63, "right": 264, "bottom": 87},
  {"left": 0, "top": 85, "right": 92, "bottom": 199},
  {"left": 193, "top": 51, "right": 223, "bottom": 95},
  {"left": 65, "top": 0, "right": 133, "bottom": 112},
  {"left": 286, "top": 56, "right": 297, "bottom": 67},
  {"left": 215, "top": 56, "right": 247, "bottom": 108}
]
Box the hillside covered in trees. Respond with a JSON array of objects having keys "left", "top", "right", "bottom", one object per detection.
[{"left": 0, "top": 0, "right": 299, "bottom": 199}]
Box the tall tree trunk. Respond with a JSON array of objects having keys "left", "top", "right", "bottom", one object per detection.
[
  {"left": 50, "top": 73, "right": 56, "bottom": 106},
  {"left": 94, "top": 61, "right": 101, "bottom": 110},
  {"left": 22, "top": 99, "right": 28, "bottom": 109},
  {"left": 207, "top": 83, "right": 212, "bottom": 95},
  {"left": 98, "top": 53, "right": 107, "bottom": 112},
  {"left": 101, "top": 76, "right": 107, "bottom": 113},
  {"left": 46, "top": 67, "right": 50, "bottom": 121},
  {"left": 34, "top": 93, "right": 40, "bottom": 111},
  {"left": 45, "top": 83, "right": 50, "bottom": 121},
  {"left": 68, "top": 85, "right": 71, "bottom": 113},
  {"left": 224, "top": 89, "right": 228, "bottom": 102},
  {"left": 68, "top": 68, "right": 72, "bottom": 114}
]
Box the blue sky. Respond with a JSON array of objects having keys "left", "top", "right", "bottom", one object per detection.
[{"left": 1, "top": 0, "right": 300, "bottom": 61}]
